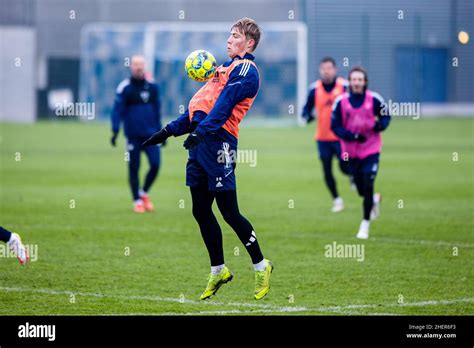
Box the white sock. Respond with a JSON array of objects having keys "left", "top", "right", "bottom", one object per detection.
[
  {"left": 334, "top": 197, "right": 343, "bottom": 204},
  {"left": 134, "top": 199, "right": 143, "bottom": 205},
  {"left": 211, "top": 264, "right": 225, "bottom": 275},
  {"left": 254, "top": 259, "right": 267, "bottom": 272},
  {"left": 373, "top": 193, "right": 381, "bottom": 204},
  {"left": 361, "top": 219, "right": 370, "bottom": 228},
  {"left": 139, "top": 189, "right": 147, "bottom": 197}
]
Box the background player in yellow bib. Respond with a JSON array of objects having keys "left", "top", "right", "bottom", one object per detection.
[{"left": 143, "top": 18, "right": 273, "bottom": 300}]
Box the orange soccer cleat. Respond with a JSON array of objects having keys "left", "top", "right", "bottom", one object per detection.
[
  {"left": 140, "top": 193, "right": 154, "bottom": 212},
  {"left": 133, "top": 200, "right": 146, "bottom": 214}
]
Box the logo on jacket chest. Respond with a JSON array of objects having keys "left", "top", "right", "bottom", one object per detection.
[
  {"left": 212, "top": 69, "right": 227, "bottom": 83},
  {"left": 140, "top": 90, "right": 150, "bottom": 103},
  {"left": 318, "top": 89, "right": 338, "bottom": 107},
  {"left": 325, "top": 96, "right": 336, "bottom": 107}
]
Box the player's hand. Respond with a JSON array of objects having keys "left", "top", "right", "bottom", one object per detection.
[
  {"left": 110, "top": 132, "right": 118, "bottom": 147},
  {"left": 373, "top": 121, "right": 384, "bottom": 132},
  {"left": 303, "top": 114, "right": 315, "bottom": 124},
  {"left": 142, "top": 128, "right": 170, "bottom": 146},
  {"left": 183, "top": 131, "right": 204, "bottom": 150},
  {"left": 354, "top": 133, "right": 367, "bottom": 143},
  {"left": 189, "top": 121, "right": 200, "bottom": 133}
]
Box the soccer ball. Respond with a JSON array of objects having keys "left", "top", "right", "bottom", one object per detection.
[{"left": 185, "top": 50, "right": 217, "bottom": 82}]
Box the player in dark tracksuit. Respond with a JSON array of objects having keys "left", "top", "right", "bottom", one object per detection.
[
  {"left": 110, "top": 55, "right": 162, "bottom": 213},
  {"left": 142, "top": 18, "right": 273, "bottom": 301}
]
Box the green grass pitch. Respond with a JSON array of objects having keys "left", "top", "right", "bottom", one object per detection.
[{"left": 0, "top": 118, "right": 472, "bottom": 315}]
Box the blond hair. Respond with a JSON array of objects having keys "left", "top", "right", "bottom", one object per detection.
[{"left": 231, "top": 17, "right": 261, "bottom": 52}]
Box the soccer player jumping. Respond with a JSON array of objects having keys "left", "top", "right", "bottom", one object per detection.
[
  {"left": 331, "top": 66, "right": 391, "bottom": 239},
  {"left": 302, "top": 57, "right": 351, "bottom": 212},
  {"left": 143, "top": 18, "right": 273, "bottom": 300}
]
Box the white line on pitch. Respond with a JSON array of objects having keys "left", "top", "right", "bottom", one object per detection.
[
  {"left": 10, "top": 223, "right": 474, "bottom": 248},
  {"left": 0, "top": 286, "right": 472, "bottom": 315},
  {"left": 370, "top": 237, "right": 474, "bottom": 249},
  {"left": 293, "top": 232, "right": 474, "bottom": 248},
  {"left": 310, "top": 298, "right": 474, "bottom": 314},
  {"left": 0, "top": 286, "right": 306, "bottom": 312}
]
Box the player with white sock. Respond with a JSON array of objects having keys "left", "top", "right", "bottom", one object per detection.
[
  {"left": 331, "top": 66, "right": 391, "bottom": 239},
  {"left": 302, "top": 57, "right": 351, "bottom": 213}
]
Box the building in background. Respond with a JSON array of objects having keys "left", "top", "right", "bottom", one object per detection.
[{"left": 0, "top": 0, "right": 472, "bottom": 122}]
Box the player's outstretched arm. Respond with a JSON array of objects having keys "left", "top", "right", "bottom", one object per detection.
[
  {"left": 142, "top": 110, "right": 207, "bottom": 146},
  {"left": 142, "top": 127, "right": 170, "bottom": 146}
]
